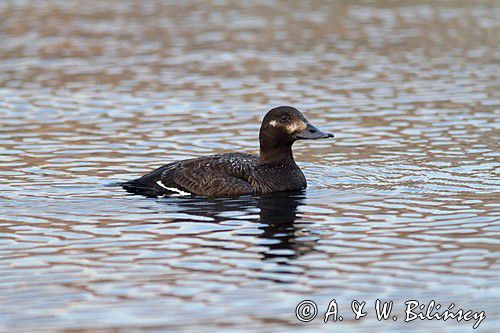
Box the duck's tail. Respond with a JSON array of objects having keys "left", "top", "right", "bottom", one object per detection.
[
  {"left": 121, "top": 162, "right": 178, "bottom": 198},
  {"left": 121, "top": 179, "right": 167, "bottom": 198}
]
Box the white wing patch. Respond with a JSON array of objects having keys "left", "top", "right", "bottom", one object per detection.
[
  {"left": 269, "top": 120, "right": 278, "bottom": 127},
  {"left": 156, "top": 181, "right": 191, "bottom": 196}
]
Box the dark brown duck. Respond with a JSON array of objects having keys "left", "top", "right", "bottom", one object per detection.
[{"left": 122, "top": 106, "right": 334, "bottom": 197}]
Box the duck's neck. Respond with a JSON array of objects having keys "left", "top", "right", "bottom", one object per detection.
[{"left": 259, "top": 142, "right": 296, "bottom": 166}]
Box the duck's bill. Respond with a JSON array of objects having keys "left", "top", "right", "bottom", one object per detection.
[{"left": 295, "top": 123, "right": 334, "bottom": 140}]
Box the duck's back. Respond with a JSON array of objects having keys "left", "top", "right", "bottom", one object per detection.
[{"left": 122, "top": 153, "right": 259, "bottom": 197}]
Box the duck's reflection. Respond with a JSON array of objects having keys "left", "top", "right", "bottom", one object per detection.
[
  {"left": 155, "top": 190, "right": 316, "bottom": 262},
  {"left": 257, "top": 191, "right": 313, "bottom": 261}
]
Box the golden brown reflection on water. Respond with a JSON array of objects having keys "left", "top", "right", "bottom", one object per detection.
[{"left": 0, "top": 1, "right": 499, "bottom": 331}]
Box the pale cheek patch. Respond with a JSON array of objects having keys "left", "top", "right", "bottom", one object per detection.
[
  {"left": 268, "top": 120, "right": 278, "bottom": 127},
  {"left": 285, "top": 122, "right": 298, "bottom": 133},
  {"left": 286, "top": 121, "right": 307, "bottom": 134}
]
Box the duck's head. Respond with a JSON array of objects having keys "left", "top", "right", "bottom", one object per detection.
[{"left": 259, "top": 106, "right": 334, "bottom": 147}]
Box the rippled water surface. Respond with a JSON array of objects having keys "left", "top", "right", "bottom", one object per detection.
[{"left": 1, "top": 1, "right": 499, "bottom": 332}]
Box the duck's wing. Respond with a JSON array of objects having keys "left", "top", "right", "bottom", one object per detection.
[{"left": 160, "top": 153, "right": 258, "bottom": 197}]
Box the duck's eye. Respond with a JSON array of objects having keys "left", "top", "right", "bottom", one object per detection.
[{"left": 280, "top": 115, "right": 290, "bottom": 122}]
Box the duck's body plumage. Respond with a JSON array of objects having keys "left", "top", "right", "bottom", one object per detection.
[
  {"left": 122, "top": 152, "right": 306, "bottom": 197},
  {"left": 122, "top": 106, "right": 333, "bottom": 198}
]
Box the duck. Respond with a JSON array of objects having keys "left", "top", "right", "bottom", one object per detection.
[{"left": 122, "top": 106, "right": 334, "bottom": 197}]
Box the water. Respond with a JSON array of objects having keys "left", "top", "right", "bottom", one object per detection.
[{"left": 0, "top": 1, "right": 499, "bottom": 331}]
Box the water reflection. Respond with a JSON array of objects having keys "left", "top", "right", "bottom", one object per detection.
[
  {"left": 153, "top": 190, "right": 314, "bottom": 263},
  {"left": 257, "top": 192, "right": 315, "bottom": 262}
]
